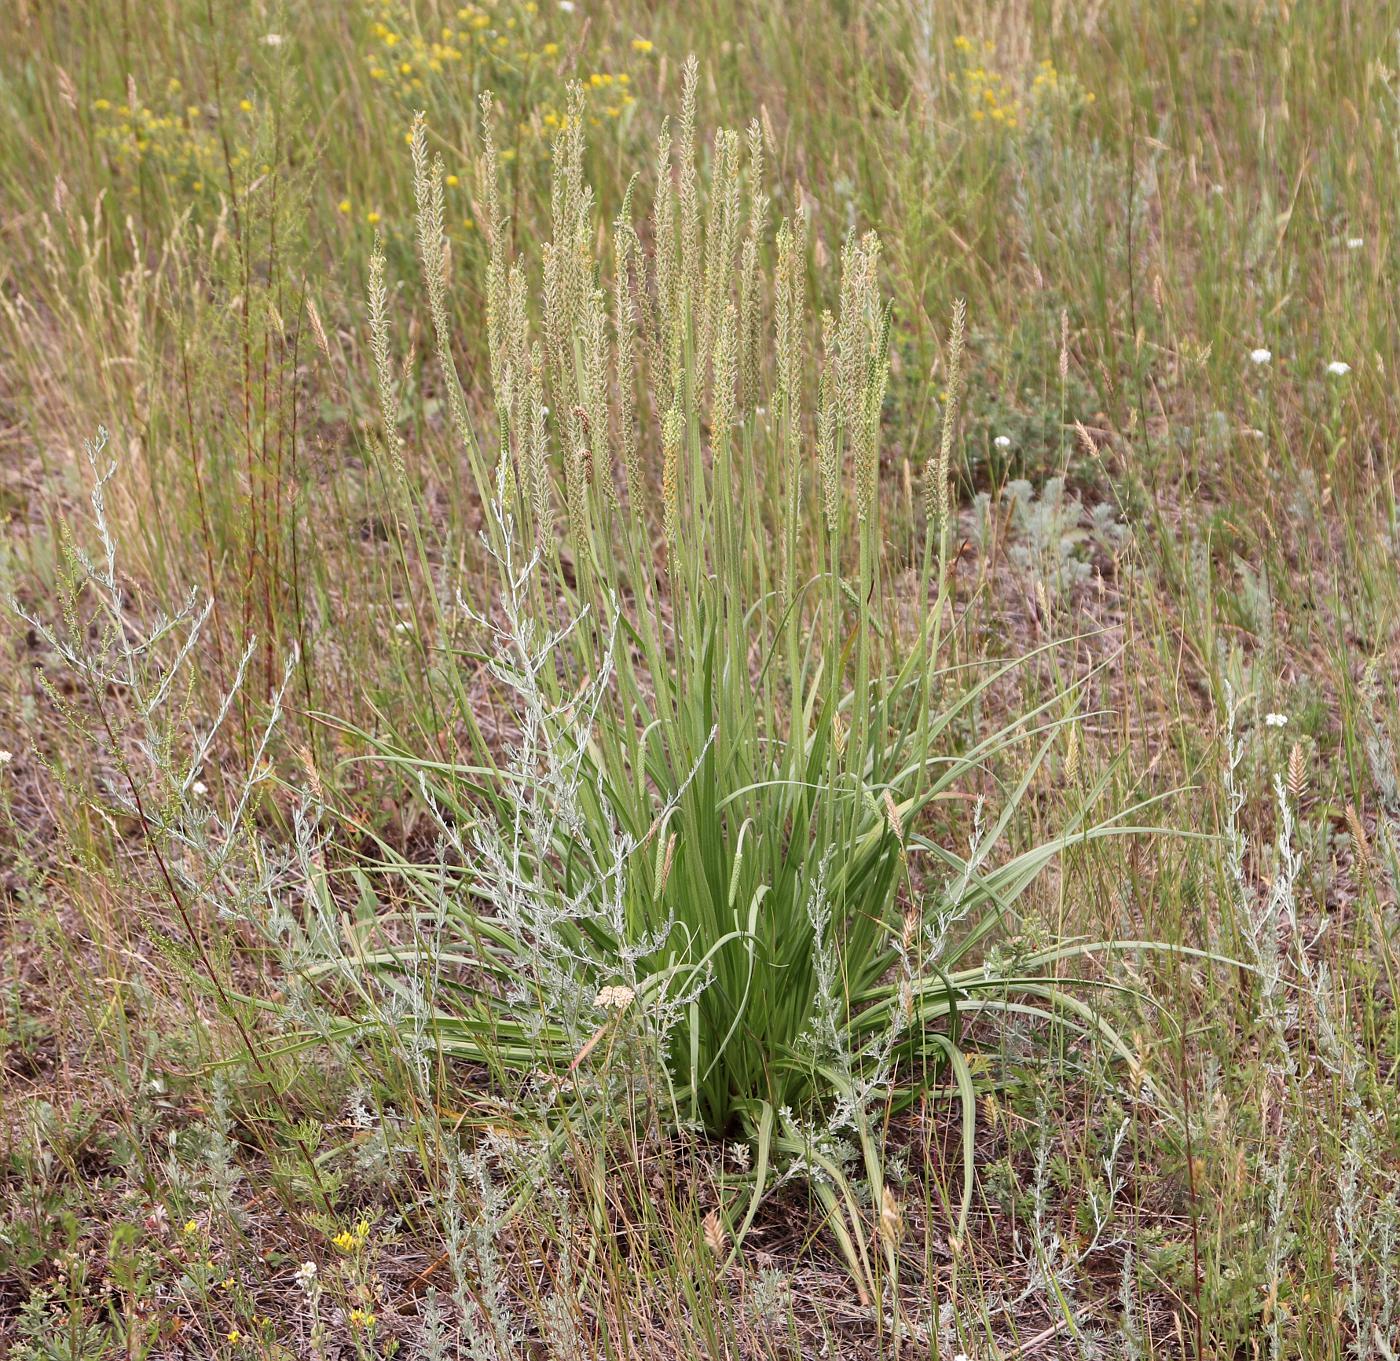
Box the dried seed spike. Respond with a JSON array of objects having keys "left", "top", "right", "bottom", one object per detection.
[
  {"left": 367, "top": 234, "right": 403, "bottom": 476},
  {"left": 928, "top": 298, "right": 967, "bottom": 555},
  {"left": 883, "top": 789, "right": 904, "bottom": 840},
  {"left": 760, "top": 104, "right": 777, "bottom": 156},
  {"left": 306, "top": 297, "right": 331, "bottom": 361},
  {"left": 1345, "top": 803, "right": 1371, "bottom": 868},
  {"left": 296, "top": 743, "right": 323, "bottom": 802},
  {"left": 703, "top": 1209, "right": 726, "bottom": 1257},
  {"left": 879, "top": 1187, "right": 904, "bottom": 1246},
  {"left": 1287, "top": 742, "right": 1306, "bottom": 801},
  {"left": 900, "top": 903, "right": 919, "bottom": 952},
  {"left": 1035, "top": 577, "right": 1052, "bottom": 627},
  {"left": 56, "top": 65, "right": 78, "bottom": 111}
]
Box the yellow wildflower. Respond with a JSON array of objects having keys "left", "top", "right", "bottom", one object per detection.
[{"left": 631, "top": 38, "right": 654, "bottom": 54}]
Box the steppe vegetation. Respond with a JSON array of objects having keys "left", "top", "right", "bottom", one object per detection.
[{"left": 2, "top": 2, "right": 1399, "bottom": 1356}]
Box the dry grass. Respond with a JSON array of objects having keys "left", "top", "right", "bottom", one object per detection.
[{"left": 3, "top": 2, "right": 1400, "bottom": 1358}]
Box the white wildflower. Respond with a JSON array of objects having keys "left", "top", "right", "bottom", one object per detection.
[
  {"left": 192, "top": 780, "right": 208, "bottom": 796},
  {"left": 1249, "top": 348, "right": 1272, "bottom": 365},
  {"left": 0, "top": 750, "right": 11, "bottom": 764},
  {"left": 262, "top": 32, "right": 284, "bottom": 46},
  {"left": 1346, "top": 237, "right": 1363, "bottom": 250},
  {"left": 993, "top": 434, "right": 1012, "bottom": 448},
  {"left": 295, "top": 1261, "right": 318, "bottom": 1291},
  {"left": 1327, "top": 361, "right": 1351, "bottom": 376},
  {"left": 594, "top": 984, "right": 635, "bottom": 1011},
  {"left": 1264, "top": 713, "right": 1288, "bottom": 728}
]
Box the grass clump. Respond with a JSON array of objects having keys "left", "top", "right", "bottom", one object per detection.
[{"left": 318, "top": 67, "right": 1152, "bottom": 1300}]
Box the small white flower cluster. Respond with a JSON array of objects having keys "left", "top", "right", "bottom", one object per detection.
[
  {"left": 1247, "top": 347, "right": 1352, "bottom": 377},
  {"left": 595, "top": 984, "right": 635, "bottom": 1011}
]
